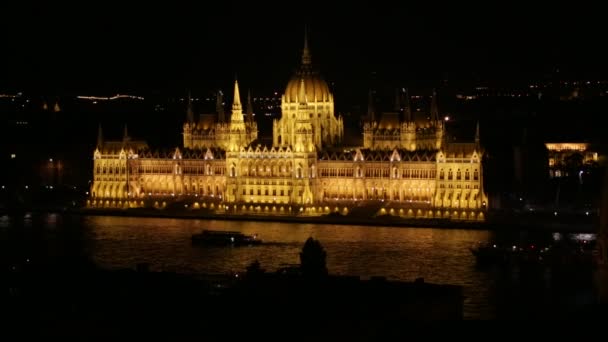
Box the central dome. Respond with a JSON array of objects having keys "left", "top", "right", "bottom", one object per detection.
[
  {"left": 283, "top": 30, "right": 332, "bottom": 104},
  {"left": 284, "top": 69, "right": 332, "bottom": 103}
]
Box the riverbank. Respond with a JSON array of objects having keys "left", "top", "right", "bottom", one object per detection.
[
  {"left": 52, "top": 207, "right": 597, "bottom": 233},
  {"left": 1, "top": 204, "right": 596, "bottom": 233}
]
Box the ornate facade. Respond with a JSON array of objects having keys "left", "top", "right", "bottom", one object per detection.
[{"left": 89, "top": 33, "right": 488, "bottom": 220}]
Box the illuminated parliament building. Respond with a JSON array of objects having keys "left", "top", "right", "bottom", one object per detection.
[{"left": 89, "top": 34, "right": 488, "bottom": 220}]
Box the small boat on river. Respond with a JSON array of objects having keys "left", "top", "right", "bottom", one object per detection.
[{"left": 192, "top": 230, "right": 262, "bottom": 247}]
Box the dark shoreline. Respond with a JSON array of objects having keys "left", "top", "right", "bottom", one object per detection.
[{"left": 4, "top": 206, "right": 594, "bottom": 233}]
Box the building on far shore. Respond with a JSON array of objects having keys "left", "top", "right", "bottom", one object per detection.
[
  {"left": 88, "top": 32, "right": 488, "bottom": 221},
  {"left": 545, "top": 142, "right": 599, "bottom": 179}
]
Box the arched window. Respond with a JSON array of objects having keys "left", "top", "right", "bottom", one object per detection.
[
  {"left": 474, "top": 169, "right": 479, "bottom": 181},
  {"left": 296, "top": 167, "right": 302, "bottom": 178},
  {"left": 456, "top": 169, "right": 461, "bottom": 180},
  {"left": 439, "top": 169, "right": 444, "bottom": 180},
  {"left": 448, "top": 169, "right": 453, "bottom": 180},
  {"left": 465, "top": 170, "right": 470, "bottom": 180},
  {"left": 393, "top": 167, "right": 398, "bottom": 178},
  {"left": 230, "top": 165, "right": 236, "bottom": 177}
]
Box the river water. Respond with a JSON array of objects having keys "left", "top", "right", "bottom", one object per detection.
[{"left": 0, "top": 213, "right": 597, "bottom": 319}]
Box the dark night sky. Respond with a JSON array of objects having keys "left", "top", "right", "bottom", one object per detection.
[{"left": 1, "top": 1, "right": 606, "bottom": 97}]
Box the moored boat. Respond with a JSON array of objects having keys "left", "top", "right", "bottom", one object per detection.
[{"left": 191, "top": 230, "right": 262, "bottom": 247}]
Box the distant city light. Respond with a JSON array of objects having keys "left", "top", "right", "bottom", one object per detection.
[
  {"left": 10, "top": 154, "right": 16, "bottom": 159},
  {"left": 49, "top": 158, "right": 53, "bottom": 162},
  {"left": 444, "top": 116, "right": 450, "bottom": 121},
  {"left": 77, "top": 94, "right": 144, "bottom": 101}
]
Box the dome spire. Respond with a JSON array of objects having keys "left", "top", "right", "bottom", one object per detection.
[{"left": 302, "top": 25, "right": 311, "bottom": 65}]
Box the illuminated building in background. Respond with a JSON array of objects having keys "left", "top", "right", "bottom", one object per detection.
[
  {"left": 545, "top": 142, "right": 599, "bottom": 178},
  {"left": 89, "top": 32, "right": 487, "bottom": 220}
]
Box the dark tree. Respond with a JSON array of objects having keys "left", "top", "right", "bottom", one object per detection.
[{"left": 299, "top": 237, "right": 328, "bottom": 277}]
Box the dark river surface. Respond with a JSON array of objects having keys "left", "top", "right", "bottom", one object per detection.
[{"left": 0, "top": 213, "right": 598, "bottom": 319}]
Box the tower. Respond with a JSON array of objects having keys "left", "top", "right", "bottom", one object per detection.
[
  {"left": 276, "top": 26, "right": 341, "bottom": 149},
  {"left": 227, "top": 80, "right": 247, "bottom": 151},
  {"left": 431, "top": 89, "right": 444, "bottom": 149}
]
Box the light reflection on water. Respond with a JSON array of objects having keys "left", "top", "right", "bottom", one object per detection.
[
  {"left": 0, "top": 213, "right": 597, "bottom": 319},
  {"left": 80, "top": 215, "right": 494, "bottom": 318}
]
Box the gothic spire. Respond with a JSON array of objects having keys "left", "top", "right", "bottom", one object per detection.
[
  {"left": 232, "top": 80, "right": 242, "bottom": 111},
  {"left": 230, "top": 80, "right": 244, "bottom": 123},
  {"left": 302, "top": 25, "right": 311, "bottom": 65}
]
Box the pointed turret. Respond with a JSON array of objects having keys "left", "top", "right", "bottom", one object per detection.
[
  {"left": 216, "top": 90, "right": 225, "bottom": 122},
  {"left": 302, "top": 26, "right": 312, "bottom": 66},
  {"left": 186, "top": 90, "right": 194, "bottom": 123},
  {"left": 97, "top": 124, "right": 103, "bottom": 148},
  {"left": 430, "top": 88, "right": 439, "bottom": 121},
  {"left": 53, "top": 101, "right": 61, "bottom": 112},
  {"left": 230, "top": 80, "right": 245, "bottom": 125},
  {"left": 232, "top": 80, "right": 242, "bottom": 113},
  {"left": 404, "top": 88, "right": 412, "bottom": 122},
  {"left": 246, "top": 89, "right": 254, "bottom": 123},
  {"left": 367, "top": 89, "right": 375, "bottom": 122}
]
